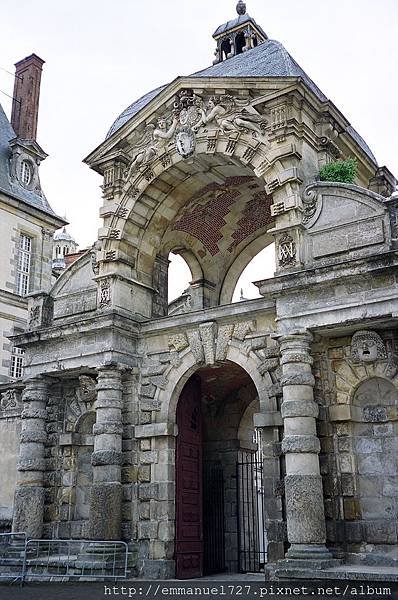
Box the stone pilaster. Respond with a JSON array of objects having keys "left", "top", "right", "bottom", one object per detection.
[
  {"left": 12, "top": 377, "right": 48, "bottom": 538},
  {"left": 280, "top": 332, "right": 332, "bottom": 564},
  {"left": 88, "top": 366, "right": 123, "bottom": 540}
]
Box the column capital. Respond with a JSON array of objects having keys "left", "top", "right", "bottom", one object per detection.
[
  {"left": 97, "top": 363, "right": 129, "bottom": 377},
  {"left": 22, "top": 375, "right": 49, "bottom": 388},
  {"left": 21, "top": 376, "right": 49, "bottom": 404},
  {"left": 97, "top": 362, "right": 125, "bottom": 373},
  {"left": 279, "top": 330, "right": 313, "bottom": 350}
]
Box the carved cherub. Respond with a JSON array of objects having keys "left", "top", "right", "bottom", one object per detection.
[
  {"left": 194, "top": 95, "right": 267, "bottom": 138},
  {"left": 125, "top": 115, "right": 178, "bottom": 179}
]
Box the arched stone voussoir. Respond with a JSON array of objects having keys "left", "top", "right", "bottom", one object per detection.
[
  {"left": 157, "top": 327, "right": 274, "bottom": 427},
  {"left": 102, "top": 131, "right": 272, "bottom": 260}
]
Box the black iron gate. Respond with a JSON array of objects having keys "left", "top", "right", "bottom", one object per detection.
[
  {"left": 237, "top": 452, "right": 266, "bottom": 573},
  {"left": 203, "top": 462, "right": 225, "bottom": 575}
]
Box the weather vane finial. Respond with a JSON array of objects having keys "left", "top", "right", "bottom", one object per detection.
[{"left": 236, "top": 0, "right": 247, "bottom": 15}]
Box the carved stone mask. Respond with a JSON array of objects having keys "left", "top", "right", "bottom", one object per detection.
[
  {"left": 351, "top": 330, "right": 387, "bottom": 363},
  {"left": 360, "top": 340, "right": 378, "bottom": 362}
]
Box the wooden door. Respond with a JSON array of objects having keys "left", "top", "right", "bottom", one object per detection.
[{"left": 175, "top": 376, "right": 203, "bottom": 579}]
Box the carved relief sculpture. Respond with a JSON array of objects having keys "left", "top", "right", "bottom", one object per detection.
[
  {"left": 278, "top": 233, "right": 297, "bottom": 267},
  {"left": 125, "top": 115, "right": 179, "bottom": 179},
  {"left": 302, "top": 188, "right": 320, "bottom": 225},
  {"left": 99, "top": 278, "right": 112, "bottom": 308},
  {"left": 123, "top": 90, "right": 269, "bottom": 179},
  {"left": 351, "top": 330, "right": 387, "bottom": 363},
  {"left": 195, "top": 95, "right": 267, "bottom": 139},
  {"left": 0, "top": 389, "right": 21, "bottom": 411}
]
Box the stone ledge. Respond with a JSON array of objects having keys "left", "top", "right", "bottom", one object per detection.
[
  {"left": 253, "top": 412, "right": 283, "bottom": 427},
  {"left": 135, "top": 423, "right": 178, "bottom": 438}
]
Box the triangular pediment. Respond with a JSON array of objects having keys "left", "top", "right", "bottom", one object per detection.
[
  {"left": 84, "top": 76, "right": 319, "bottom": 171},
  {"left": 9, "top": 137, "right": 48, "bottom": 161}
]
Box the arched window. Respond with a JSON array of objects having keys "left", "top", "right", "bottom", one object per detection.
[
  {"left": 221, "top": 38, "right": 232, "bottom": 60},
  {"left": 232, "top": 244, "right": 276, "bottom": 302},
  {"left": 235, "top": 32, "right": 246, "bottom": 55},
  {"left": 168, "top": 253, "right": 192, "bottom": 302},
  {"left": 20, "top": 160, "right": 32, "bottom": 186}
]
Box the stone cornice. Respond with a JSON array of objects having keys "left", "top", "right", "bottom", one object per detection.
[
  {"left": 0, "top": 191, "right": 67, "bottom": 230},
  {"left": 0, "top": 288, "right": 28, "bottom": 310},
  {"left": 84, "top": 77, "right": 329, "bottom": 170},
  {"left": 256, "top": 250, "right": 398, "bottom": 298},
  {"left": 12, "top": 297, "right": 276, "bottom": 348},
  {"left": 141, "top": 297, "right": 276, "bottom": 336},
  {"left": 11, "top": 310, "right": 141, "bottom": 348}
]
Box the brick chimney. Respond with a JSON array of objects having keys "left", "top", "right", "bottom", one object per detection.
[{"left": 11, "top": 54, "right": 45, "bottom": 140}]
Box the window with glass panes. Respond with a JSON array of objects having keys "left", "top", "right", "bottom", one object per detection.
[
  {"left": 10, "top": 347, "right": 24, "bottom": 379},
  {"left": 20, "top": 161, "right": 32, "bottom": 186},
  {"left": 16, "top": 234, "right": 32, "bottom": 296}
]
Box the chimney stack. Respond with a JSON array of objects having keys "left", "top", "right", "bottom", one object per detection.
[{"left": 11, "top": 54, "right": 45, "bottom": 141}]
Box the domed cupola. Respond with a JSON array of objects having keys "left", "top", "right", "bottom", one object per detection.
[
  {"left": 52, "top": 227, "right": 79, "bottom": 272},
  {"left": 213, "top": 1, "right": 268, "bottom": 64}
]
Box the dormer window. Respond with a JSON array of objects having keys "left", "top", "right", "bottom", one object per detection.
[{"left": 20, "top": 160, "right": 33, "bottom": 186}]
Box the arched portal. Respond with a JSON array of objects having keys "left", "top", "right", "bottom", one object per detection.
[
  {"left": 101, "top": 132, "right": 281, "bottom": 318},
  {"left": 174, "top": 361, "right": 265, "bottom": 578}
]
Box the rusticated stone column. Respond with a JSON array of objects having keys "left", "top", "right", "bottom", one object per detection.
[
  {"left": 88, "top": 366, "right": 123, "bottom": 540},
  {"left": 280, "top": 332, "right": 332, "bottom": 564},
  {"left": 12, "top": 377, "right": 48, "bottom": 538}
]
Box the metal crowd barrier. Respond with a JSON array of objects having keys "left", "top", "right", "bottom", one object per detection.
[
  {"left": 0, "top": 532, "right": 27, "bottom": 584},
  {"left": 24, "top": 539, "right": 129, "bottom": 581}
]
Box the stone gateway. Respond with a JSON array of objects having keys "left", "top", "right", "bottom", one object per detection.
[{"left": 2, "top": 1, "right": 398, "bottom": 581}]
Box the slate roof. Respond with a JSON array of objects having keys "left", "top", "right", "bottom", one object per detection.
[
  {"left": 104, "top": 40, "right": 377, "bottom": 165},
  {"left": 106, "top": 85, "right": 167, "bottom": 139},
  {"left": 213, "top": 13, "right": 267, "bottom": 40},
  {"left": 0, "top": 103, "right": 58, "bottom": 217}
]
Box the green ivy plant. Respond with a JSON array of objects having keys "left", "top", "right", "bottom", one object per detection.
[{"left": 318, "top": 157, "right": 357, "bottom": 184}]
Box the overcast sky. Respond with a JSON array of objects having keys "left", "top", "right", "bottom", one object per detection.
[{"left": 1, "top": 0, "right": 397, "bottom": 300}]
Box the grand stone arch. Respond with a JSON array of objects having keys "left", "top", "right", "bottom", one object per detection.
[
  {"left": 157, "top": 338, "right": 274, "bottom": 427},
  {"left": 134, "top": 328, "right": 283, "bottom": 578},
  {"left": 91, "top": 82, "right": 305, "bottom": 317}
]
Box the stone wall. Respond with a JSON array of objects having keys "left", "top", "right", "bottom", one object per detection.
[
  {"left": 313, "top": 330, "right": 398, "bottom": 559},
  {"left": 0, "top": 196, "right": 57, "bottom": 382},
  {"left": 0, "top": 417, "right": 21, "bottom": 521},
  {"left": 0, "top": 386, "right": 22, "bottom": 523}
]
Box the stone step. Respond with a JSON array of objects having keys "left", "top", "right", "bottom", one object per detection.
[{"left": 347, "top": 552, "right": 398, "bottom": 568}]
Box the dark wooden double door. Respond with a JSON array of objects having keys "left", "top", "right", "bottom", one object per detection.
[{"left": 175, "top": 377, "right": 225, "bottom": 579}]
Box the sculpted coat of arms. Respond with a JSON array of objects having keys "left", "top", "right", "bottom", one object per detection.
[{"left": 124, "top": 89, "right": 268, "bottom": 178}]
